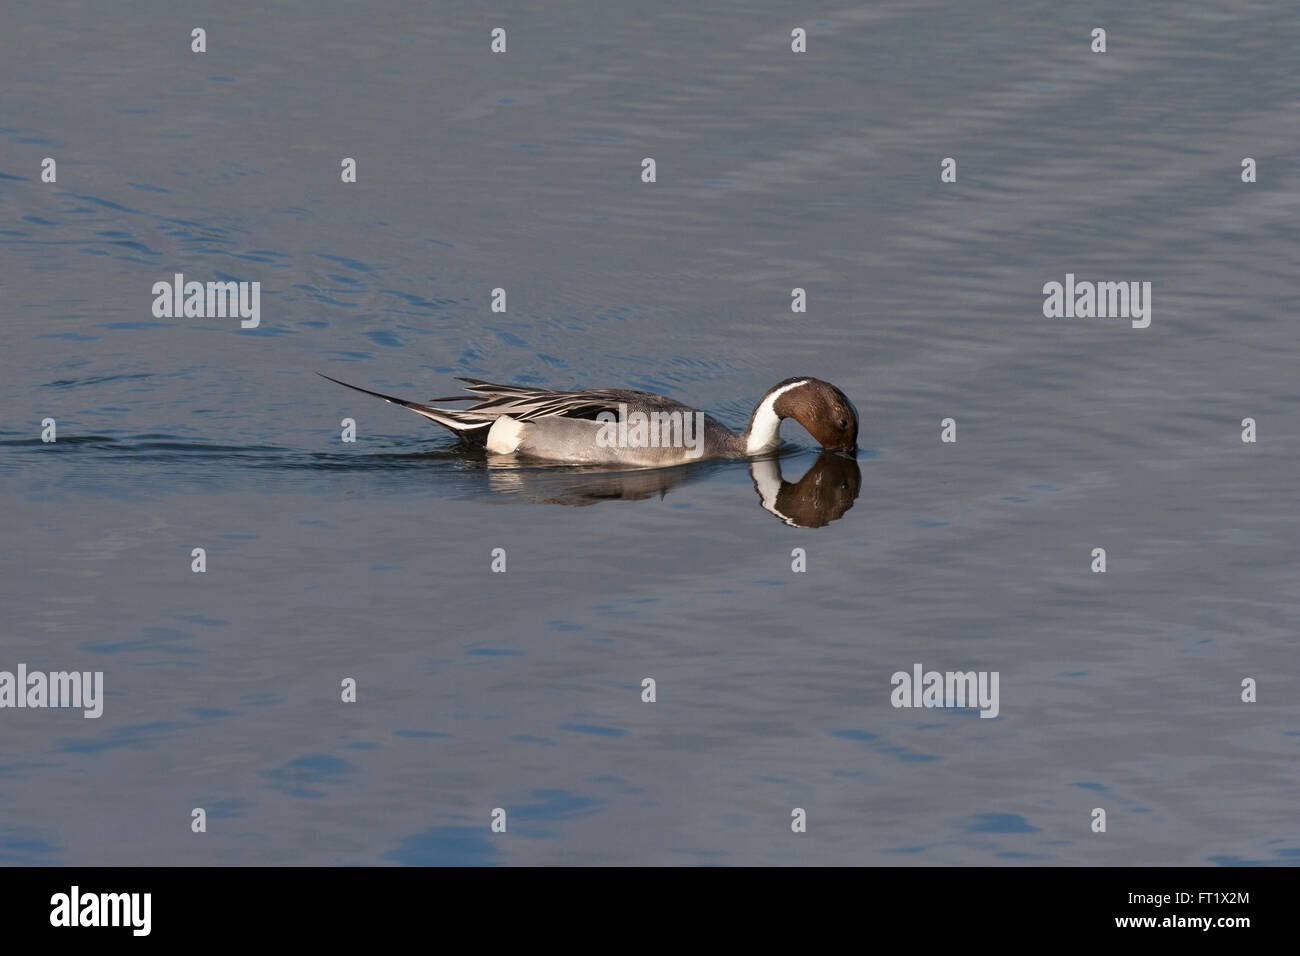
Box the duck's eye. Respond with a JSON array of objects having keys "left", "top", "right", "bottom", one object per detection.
[{"left": 837, "top": 419, "right": 848, "bottom": 429}]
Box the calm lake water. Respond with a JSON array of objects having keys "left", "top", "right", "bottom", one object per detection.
[{"left": 1, "top": 1, "right": 1296, "bottom": 865}]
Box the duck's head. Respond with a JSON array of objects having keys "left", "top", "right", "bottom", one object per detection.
[{"left": 748, "top": 377, "right": 859, "bottom": 455}]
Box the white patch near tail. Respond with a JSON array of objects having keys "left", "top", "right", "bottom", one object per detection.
[{"left": 486, "top": 415, "right": 527, "bottom": 454}]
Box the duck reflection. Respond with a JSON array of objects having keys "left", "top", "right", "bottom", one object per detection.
[
  {"left": 483, "top": 457, "right": 698, "bottom": 505},
  {"left": 483, "top": 450, "right": 860, "bottom": 526}
]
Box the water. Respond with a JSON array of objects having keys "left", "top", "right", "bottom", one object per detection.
[{"left": 1, "top": 1, "right": 1297, "bottom": 865}]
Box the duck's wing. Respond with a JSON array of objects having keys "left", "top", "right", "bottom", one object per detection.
[
  {"left": 320, "top": 372, "right": 707, "bottom": 442},
  {"left": 453, "top": 378, "right": 692, "bottom": 423}
]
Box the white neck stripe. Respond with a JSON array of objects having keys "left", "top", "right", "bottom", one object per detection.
[{"left": 746, "top": 379, "right": 809, "bottom": 455}]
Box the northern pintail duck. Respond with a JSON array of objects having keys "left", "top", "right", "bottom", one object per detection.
[{"left": 319, "top": 373, "right": 858, "bottom": 466}]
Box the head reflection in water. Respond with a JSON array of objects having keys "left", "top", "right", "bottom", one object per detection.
[
  {"left": 483, "top": 451, "right": 861, "bottom": 527},
  {"left": 748, "top": 451, "right": 861, "bottom": 527}
]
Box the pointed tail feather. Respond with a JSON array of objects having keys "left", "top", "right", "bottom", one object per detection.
[
  {"left": 317, "top": 373, "right": 493, "bottom": 435},
  {"left": 455, "top": 377, "right": 556, "bottom": 396}
]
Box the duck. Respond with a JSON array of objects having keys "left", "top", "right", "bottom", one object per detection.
[{"left": 319, "top": 372, "right": 858, "bottom": 466}]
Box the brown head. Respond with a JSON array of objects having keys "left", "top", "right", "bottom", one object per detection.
[{"left": 747, "top": 377, "right": 859, "bottom": 455}]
